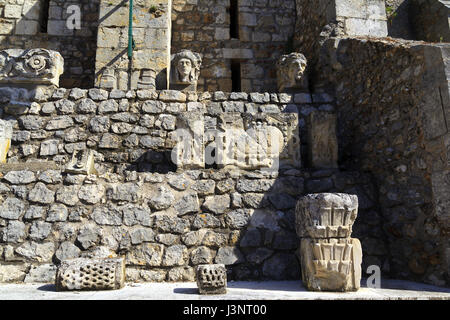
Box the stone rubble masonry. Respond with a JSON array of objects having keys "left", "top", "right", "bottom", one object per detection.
[
  {"left": 318, "top": 37, "right": 450, "bottom": 287},
  {"left": 95, "top": 0, "right": 172, "bottom": 90},
  {"left": 0, "top": 87, "right": 381, "bottom": 283}
]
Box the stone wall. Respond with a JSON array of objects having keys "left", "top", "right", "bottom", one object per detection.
[
  {"left": 0, "top": 0, "right": 100, "bottom": 88},
  {"left": 95, "top": 0, "right": 172, "bottom": 91},
  {"left": 171, "top": 0, "right": 297, "bottom": 93},
  {"left": 0, "top": 88, "right": 382, "bottom": 283},
  {"left": 293, "top": 0, "right": 388, "bottom": 66},
  {"left": 385, "top": 0, "right": 415, "bottom": 39},
  {"left": 318, "top": 37, "right": 450, "bottom": 286},
  {"left": 410, "top": 0, "right": 450, "bottom": 42}
]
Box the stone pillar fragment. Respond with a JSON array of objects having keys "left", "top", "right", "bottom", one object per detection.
[
  {"left": 172, "top": 112, "right": 205, "bottom": 169},
  {"left": 55, "top": 257, "right": 125, "bottom": 291},
  {"left": 307, "top": 111, "right": 338, "bottom": 168},
  {"left": 0, "top": 120, "right": 12, "bottom": 164},
  {"left": 295, "top": 193, "right": 362, "bottom": 292},
  {"left": 196, "top": 264, "right": 227, "bottom": 295}
]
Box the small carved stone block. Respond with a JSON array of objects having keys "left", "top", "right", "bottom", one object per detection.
[
  {"left": 98, "top": 68, "right": 117, "bottom": 89},
  {"left": 0, "top": 119, "right": 12, "bottom": 164},
  {"left": 65, "top": 150, "right": 96, "bottom": 175},
  {"left": 295, "top": 193, "right": 358, "bottom": 239},
  {"left": 196, "top": 264, "right": 227, "bottom": 295},
  {"left": 137, "top": 69, "right": 156, "bottom": 90},
  {"left": 307, "top": 111, "right": 338, "bottom": 169},
  {"left": 55, "top": 257, "right": 125, "bottom": 291}
]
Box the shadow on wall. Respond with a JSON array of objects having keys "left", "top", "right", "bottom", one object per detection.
[
  {"left": 0, "top": 0, "right": 100, "bottom": 88},
  {"left": 112, "top": 115, "right": 383, "bottom": 282},
  {"left": 126, "top": 150, "right": 177, "bottom": 174},
  {"left": 385, "top": 0, "right": 415, "bottom": 40}
]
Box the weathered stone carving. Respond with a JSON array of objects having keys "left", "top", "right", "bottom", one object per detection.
[
  {"left": 277, "top": 52, "right": 308, "bottom": 92},
  {"left": 0, "top": 49, "right": 64, "bottom": 87},
  {"left": 295, "top": 193, "right": 362, "bottom": 292},
  {"left": 172, "top": 112, "right": 205, "bottom": 169},
  {"left": 299, "top": 237, "right": 362, "bottom": 292},
  {"left": 98, "top": 68, "right": 117, "bottom": 90},
  {"left": 137, "top": 69, "right": 156, "bottom": 90},
  {"left": 65, "top": 150, "right": 97, "bottom": 175},
  {"left": 0, "top": 119, "right": 12, "bottom": 164},
  {"left": 307, "top": 111, "right": 338, "bottom": 168},
  {"left": 170, "top": 50, "right": 202, "bottom": 92},
  {"left": 295, "top": 193, "right": 358, "bottom": 239},
  {"left": 196, "top": 264, "right": 227, "bottom": 295},
  {"left": 55, "top": 257, "right": 125, "bottom": 291},
  {"left": 211, "top": 113, "right": 301, "bottom": 170}
]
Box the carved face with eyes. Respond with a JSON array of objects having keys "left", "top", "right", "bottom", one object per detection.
[
  {"left": 288, "top": 59, "right": 307, "bottom": 82},
  {"left": 177, "top": 58, "right": 192, "bottom": 83},
  {"left": 277, "top": 52, "right": 308, "bottom": 92}
]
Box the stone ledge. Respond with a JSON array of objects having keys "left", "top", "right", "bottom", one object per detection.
[{"left": 0, "top": 162, "right": 60, "bottom": 173}]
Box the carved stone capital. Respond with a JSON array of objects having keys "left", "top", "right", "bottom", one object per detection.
[{"left": 295, "top": 193, "right": 359, "bottom": 239}]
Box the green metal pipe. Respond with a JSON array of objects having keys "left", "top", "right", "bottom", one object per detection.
[{"left": 128, "top": 0, "right": 133, "bottom": 59}]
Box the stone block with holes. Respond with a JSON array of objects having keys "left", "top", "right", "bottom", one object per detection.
[
  {"left": 55, "top": 257, "right": 125, "bottom": 291},
  {"left": 195, "top": 264, "right": 227, "bottom": 295}
]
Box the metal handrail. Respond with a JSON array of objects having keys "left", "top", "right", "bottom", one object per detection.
[{"left": 128, "top": 0, "right": 134, "bottom": 59}]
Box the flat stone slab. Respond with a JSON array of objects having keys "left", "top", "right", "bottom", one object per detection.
[{"left": 0, "top": 280, "right": 448, "bottom": 300}]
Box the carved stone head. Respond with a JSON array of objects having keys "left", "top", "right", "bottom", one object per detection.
[
  {"left": 170, "top": 50, "right": 202, "bottom": 85},
  {"left": 277, "top": 52, "right": 308, "bottom": 92}
]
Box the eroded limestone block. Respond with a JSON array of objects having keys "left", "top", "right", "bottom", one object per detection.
[
  {"left": 98, "top": 68, "right": 117, "bottom": 90},
  {"left": 0, "top": 119, "right": 12, "bottom": 163},
  {"left": 0, "top": 48, "right": 64, "bottom": 87},
  {"left": 172, "top": 112, "right": 205, "bottom": 169},
  {"left": 55, "top": 257, "right": 125, "bottom": 291},
  {"left": 299, "top": 238, "right": 362, "bottom": 292},
  {"left": 295, "top": 193, "right": 358, "bottom": 239},
  {"left": 307, "top": 111, "right": 338, "bottom": 169},
  {"left": 65, "top": 150, "right": 97, "bottom": 175},
  {"left": 207, "top": 113, "right": 301, "bottom": 170},
  {"left": 137, "top": 69, "right": 156, "bottom": 90},
  {"left": 170, "top": 50, "right": 202, "bottom": 92},
  {"left": 277, "top": 52, "right": 309, "bottom": 93},
  {"left": 196, "top": 264, "right": 227, "bottom": 295}
]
